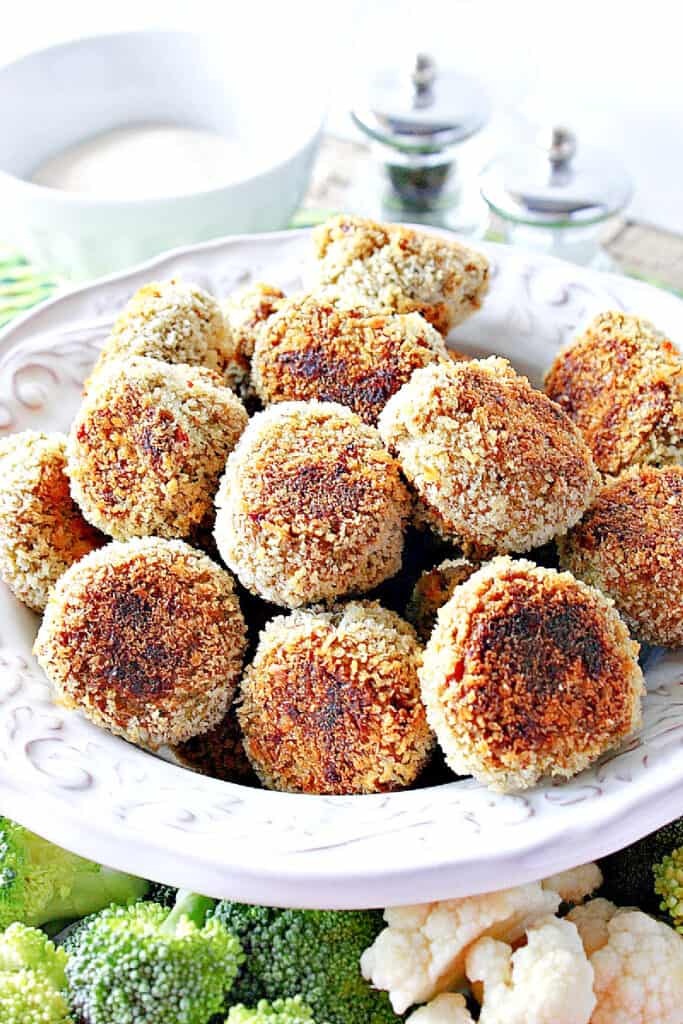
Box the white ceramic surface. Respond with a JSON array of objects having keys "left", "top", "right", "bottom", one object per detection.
[
  {"left": 0, "top": 32, "right": 323, "bottom": 280},
  {"left": 1, "top": 228, "right": 682, "bottom": 909}
]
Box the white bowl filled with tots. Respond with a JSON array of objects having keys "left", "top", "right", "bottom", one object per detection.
[{"left": 0, "top": 216, "right": 682, "bottom": 909}]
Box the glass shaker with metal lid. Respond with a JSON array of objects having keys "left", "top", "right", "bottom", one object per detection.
[
  {"left": 480, "top": 126, "right": 633, "bottom": 268},
  {"left": 351, "top": 54, "right": 490, "bottom": 235}
]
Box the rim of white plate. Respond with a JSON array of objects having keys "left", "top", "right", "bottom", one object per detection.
[{"left": 0, "top": 227, "right": 682, "bottom": 908}]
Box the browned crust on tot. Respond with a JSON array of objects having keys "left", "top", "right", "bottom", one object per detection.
[
  {"left": 68, "top": 356, "right": 247, "bottom": 541},
  {"left": 89, "top": 278, "right": 234, "bottom": 386},
  {"left": 33, "top": 537, "right": 247, "bottom": 749},
  {"left": 252, "top": 294, "right": 448, "bottom": 425},
  {"left": 545, "top": 311, "right": 683, "bottom": 477},
  {"left": 420, "top": 557, "right": 643, "bottom": 791},
  {"left": 214, "top": 401, "right": 411, "bottom": 607},
  {"left": 0, "top": 431, "right": 104, "bottom": 611},
  {"left": 378, "top": 358, "right": 600, "bottom": 554},
  {"left": 559, "top": 464, "right": 683, "bottom": 646},
  {"left": 222, "top": 282, "right": 286, "bottom": 404},
  {"left": 238, "top": 601, "right": 434, "bottom": 794},
  {"left": 310, "top": 215, "right": 489, "bottom": 336}
]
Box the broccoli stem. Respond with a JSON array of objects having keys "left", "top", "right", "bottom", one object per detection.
[
  {"left": 25, "top": 867, "right": 149, "bottom": 926},
  {"left": 162, "top": 889, "right": 217, "bottom": 934}
]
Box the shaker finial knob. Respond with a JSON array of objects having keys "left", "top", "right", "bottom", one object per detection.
[
  {"left": 411, "top": 53, "right": 437, "bottom": 108},
  {"left": 547, "top": 126, "right": 577, "bottom": 167}
]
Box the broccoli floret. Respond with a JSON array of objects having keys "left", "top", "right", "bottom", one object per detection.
[
  {"left": 0, "top": 921, "right": 72, "bottom": 1023},
  {"left": 66, "top": 889, "right": 244, "bottom": 1024},
  {"left": 225, "top": 997, "right": 314, "bottom": 1023},
  {"left": 0, "top": 816, "right": 149, "bottom": 929},
  {"left": 654, "top": 845, "right": 683, "bottom": 932},
  {"left": 599, "top": 816, "right": 683, "bottom": 913},
  {"left": 212, "top": 903, "right": 399, "bottom": 1024}
]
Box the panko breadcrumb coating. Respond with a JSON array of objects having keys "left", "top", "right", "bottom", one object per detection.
[
  {"left": 545, "top": 311, "right": 683, "bottom": 477},
  {"left": 0, "top": 431, "right": 103, "bottom": 611},
  {"left": 378, "top": 358, "right": 600, "bottom": 555},
  {"left": 34, "top": 537, "right": 246, "bottom": 749},
  {"left": 89, "top": 278, "right": 234, "bottom": 384},
  {"left": 309, "top": 215, "right": 489, "bottom": 336},
  {"left": 558, "top": 464, "right": 683, "bottom": 647},
  {"left": 252, "top": 294, "right": 449, "bottom": 425},
  {"left": 406, "top": 558, "right": 478, "bottom": 642},
  {"left": 419, "top": 556, "right": 644, "bottom": 791},
  {"left": 238, "top": 601, "right": 433, "bottom": 794},
  {"left": 68, "top": 356, "right": 247, "bottom": 541},
  {"left": 172, "top": 702, "right": 260, "bottom": 786},
  {"left": 214, "top": 401, "right": 411, "bottom": 607},
  {"left": 222, "top": 282, "right": 286, "bottom": 402}
]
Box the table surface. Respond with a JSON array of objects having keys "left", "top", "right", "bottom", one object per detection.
[{"left": 2, "top": 134, "right": 683, "bottom": 331}]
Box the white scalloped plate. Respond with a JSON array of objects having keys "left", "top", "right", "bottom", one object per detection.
[{"left": 1, "top": 228, "right": 683, "bottom": 909}]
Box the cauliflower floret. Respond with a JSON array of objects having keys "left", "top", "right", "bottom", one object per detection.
[
  {"left": 466, "top": 916, "right": 595, "bottom": 1024},
  {"left": 542, "top": 863, "right": 603, "bottom": 906},
  {"left": 570, "top": 899, "right": 683, "bottom": 1023},
  {"left": 567, "top": 898, "right": 622, "bottom": 956},
  {"left": 360, "top": 882, "right": 560, "bottom": 1013},
  {"left": 407, "top": 993, "right": 475, "bottom": 1023}
]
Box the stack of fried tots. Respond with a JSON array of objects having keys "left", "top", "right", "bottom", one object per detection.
[{"left": 2, "top": 216, "right": 681, "bottom": 797}]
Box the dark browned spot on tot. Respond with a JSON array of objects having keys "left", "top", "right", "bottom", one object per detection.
[
  {"left": 475, "top": 600, "right": 606, "bottom": 690},
  {"left": 252, "top": 445, "right": 372, "bottom": 524},
  {"left": 451, "top": 577, "right": 631, "bottom": 757},
  {"left": 246, "top": 653, "right": 373, "bottom": 790},
  {"left": 92, "top": 586, "right": 180, "bottom": 697},
  {"left": 260, "top": 300, "right": 443, "bottom": 424}
]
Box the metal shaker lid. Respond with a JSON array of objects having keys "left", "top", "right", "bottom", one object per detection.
[
  {"left": 351, "top": 53, "right": 490, "bottom": 153},
  {"left": 480, "top": 126, "right": 633, "bottom": 226}
]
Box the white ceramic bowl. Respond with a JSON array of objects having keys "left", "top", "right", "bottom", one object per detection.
[
  {"left": 1, "top": 228, "right": 682, "bottom": 909},
  {"left": 0, "top": 32, "right": 323, "bottom": 280}
]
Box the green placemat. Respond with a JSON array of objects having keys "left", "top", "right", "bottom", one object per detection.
[
  {"left": 0, "top": 246, "right": 61, "bottom": 328},
  {"left": 0, "top": 215, "right": 337, "bottom": 329}
]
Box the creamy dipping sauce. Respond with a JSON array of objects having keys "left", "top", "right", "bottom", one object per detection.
[{"left": 31, "top": 123, "right": 255, "bottom": 198}]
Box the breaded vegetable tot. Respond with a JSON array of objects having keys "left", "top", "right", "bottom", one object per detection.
[
  {"left": 214, "top": 401, "right": 410, "bottom": 608},
  {"left": 378, "top": 358, "right": 600, "bottom": 555},
  {"left": 34, "top": 538, "right": 246, "bottom": 748},
  {"left": 90, "top": 278, "right": 234, "bottom": 384},
  {"left": 238, "top": 601, "right": 433, "bottom": 794},
  {"left": 68, "top": 356, "right": 247, "bottom": 541},
  {"left": 558, "top": 464, "right": 683, "bottom": 647},
  {"left": 545, "top": 311, "right": 683, "bottom": 477},
  {"left": 465, "top": 916, "right": 595, "bottom": 1024},
  {"left": 309, "top": 215, "right": 489, "bottom": 336},
  {"left": 222, "top": 282, "right": 286, "bottom": 403},
  {"left": 419, "top": 557, "right": 644, "bottom": 791},
  {"left": 568, "top": 899, "right": 683, "bottom": 1024},
  {"left": 405, "top": 558, "right": 478, "bottom": 642},
  {"left": 361, "top": 865, "right": 601, "bottom": 1013},
  {"left": 252, "top": 294, "right": 449, "bottom": 425},
  {"left": 0, "top": 431, "right": 103, "bottom": 611}
]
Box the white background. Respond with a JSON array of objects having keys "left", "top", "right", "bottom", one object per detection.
[{"left": 1, "top": 0, "right": 681, "bottom": 231}]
